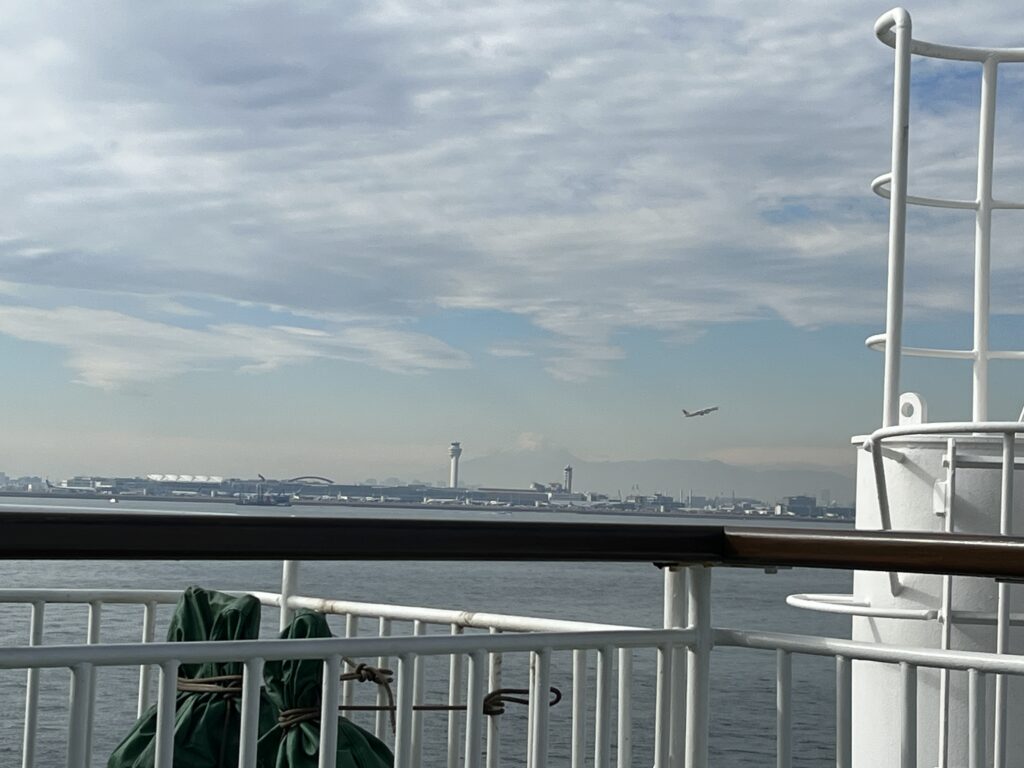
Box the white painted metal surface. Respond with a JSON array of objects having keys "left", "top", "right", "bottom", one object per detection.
[{"left": 817, "top": 7, "right": 1024, "bottom": 766}]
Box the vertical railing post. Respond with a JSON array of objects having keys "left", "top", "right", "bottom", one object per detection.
[
  {"left": 776, "top": 650, "right": 792, "bottom": 768},
  {"left": 881, "top": 8, "right": 911, "bottom": 428},
  {"left": 239, "top": 657, "right": 265, "bottom": 768},
  {"left": 22, "top": 601, "right": 44, "bottom": 768},
  {"left": 375, "top": 617, "right": 393, "bottom": 741},
  {"left": 67, "top": 663, "right": 92, "bottom": 768},
  {"left": 594, "top": 646, "right": 614, "bottom": 768},
  {"left": 969, "top": 669, "right": 986, "bottom": 768},
  {"left": 486, "top": 628, "right": 503, "bottom": 768},
  {"left": 279, "top": 560, "right": 300, "bottom": 632},
  {"left": 658, "top": 566, "right": 686, "bottom": 768},
  {"left": 138, "top": 600, "right": 158, "bottom": 717},
  {"left": 530, "top": 648, "right": 552, "bottom": 768},
  {"left": 447, "top": 625, "right": 465, "bottom": 768},
  {"left": 571, "top": 648, "right": 587, "bottom": 768},
  {"left": 84, "top": 601, "right": 101, "bottom": 766},
  {"left": 836, "top": 656, "right": 852, "bottom": 768},
  {"left": 938, "top": 442, "right": 956, "bottom": 768},
  {"left": 972, "top": 55, "right": 998, "bottom": 421},
  {"left": 154, "top": 660, "right": 179, "bottom": 768},
  {"left": 617, "top": 648, "right": 633, "bottom": 768},
  {"left": 319, "top": 654, "right": 341, "bottom": 768},
  {"left": 394, "top": 654, "right": 415, "bottom": 768},
  {"left": 465, "top": 651, "right": 487, "bottom": 768},
  {"left": 994, "top": 432, "right": 1014, "bottom": 768},
  {"left": 411, "top": 621, "right": 427, "bottom": 768},
  {"left": 684, "top": 566, "right": 711, "bottom": 768},
  {"left": 900, "top": 662, "right": 917, "bottom": 768}
]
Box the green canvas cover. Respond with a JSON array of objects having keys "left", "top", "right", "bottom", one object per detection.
[
  {"left": 107, "top": 586, "right": 276, "bottom": 768},
  {"left": 258, "top": 611, "right": 393, "bottom": 768}
]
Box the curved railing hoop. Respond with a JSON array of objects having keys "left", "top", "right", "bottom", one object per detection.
[{"left": 875, "top": 8, "right": 1024, "bottom": 63}]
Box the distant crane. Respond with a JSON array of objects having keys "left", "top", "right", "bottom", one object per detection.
[{"left": 682, "top": 406, "right": 719, "bottom": 418}]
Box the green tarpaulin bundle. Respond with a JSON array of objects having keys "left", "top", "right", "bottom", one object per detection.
[
  {"left": 107, "top": 586, "right": 277, "bottom": 768},
  {"left": 258, "top": 611, "right": 393, "bottom": 768}
]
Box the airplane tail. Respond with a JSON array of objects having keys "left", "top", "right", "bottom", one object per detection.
[{"left": 682, "top": 409, "right": 691, "bottom": 416}]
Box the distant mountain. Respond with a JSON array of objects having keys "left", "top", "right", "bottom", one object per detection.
[{"left": 460, "top": 447, "right": 855, "bottom": 506}]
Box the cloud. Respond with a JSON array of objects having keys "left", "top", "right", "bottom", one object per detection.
[
  {"left": 0, "top": 2, "right": 1020, "bottom": 383},
  {"left": 0, "top": 304, "right": 469, "bottom": 389},
  {"left": 487, "top": 343, "right": 533, "bottom": 358}
]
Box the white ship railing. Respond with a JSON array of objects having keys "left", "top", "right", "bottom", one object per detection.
[{"left": 4, "top": 516, "right": 1024, "bottom": 768}]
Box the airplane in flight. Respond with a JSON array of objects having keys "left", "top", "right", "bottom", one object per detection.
[{"left": 682, "top": 406, "right": 719, "bottom": 418}]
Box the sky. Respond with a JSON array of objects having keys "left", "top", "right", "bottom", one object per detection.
[{"left": 1, "top": 1, "right": 1023, "bottom": 483}]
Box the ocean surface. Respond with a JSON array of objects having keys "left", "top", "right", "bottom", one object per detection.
[{"left": 0, "top": 498, "right": 851, "bottom": 767}]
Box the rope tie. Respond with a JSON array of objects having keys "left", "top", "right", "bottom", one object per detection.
[
  {"left": 274, "top": 658, "right": 562, "bottom": 736},
  {"left": 278, "top": 707, "right": 321, "bottom": 729},
  {"left": 336, "top": 681, "right": 562, "bottom": 733},
  {"left": 341, "top": 658, "right": 397, "bottom": 731},
  {"left": 176, "top": 674, "right": 243, "bottom": 695}
]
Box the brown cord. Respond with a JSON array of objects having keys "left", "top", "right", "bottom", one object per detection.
[
  {"left": 176, "top": 674, "right": 243, "bottom": 695},
  {"left": 278, "top": 707, "right": 321, "bottom": 729},
  {"left": 337, "top": 686, "right": 563, "bottom": 734},
  {"left": 277, "top": 657, "right": 563, "bottom": 736},
  {"left": 341, "top": 657, "right": 397, "bottom": 731}
]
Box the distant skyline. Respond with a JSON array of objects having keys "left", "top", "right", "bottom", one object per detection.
[{"left": 2, "top": 2, "right": 1023, "bottom": 480}]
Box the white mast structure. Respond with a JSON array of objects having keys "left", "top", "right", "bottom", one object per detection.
[{"left": 792, "top": 10, "right": 1024, "bottom": 767}]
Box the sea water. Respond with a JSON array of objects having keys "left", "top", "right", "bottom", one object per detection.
[{"left": 0, "top": 498, "right": 850, "bottom": 767}]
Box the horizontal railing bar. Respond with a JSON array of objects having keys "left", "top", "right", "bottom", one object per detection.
[
  {"left": 251, "top": 592, "right": 640, "bottom": 632},
  {"left": 0, "top": 628, "right": 695, "bottom": 670},
  {"left": 0, "top": 589, "right": 183, "bottom": 604},
  {"left": 0, "top": 510, "right": 728, "bottom": 562},
  {"left": 785, "top": 593, "right": 937, "bottom": 619},
  {"left": 8, "top": 512, "right": 1024, "bottom": 580},
  {"left": 721, "top": 526, "right": 1024, "bottom": 579},
  {"left": 716, "top": 627, "right": 1024, "bottom": 675}
]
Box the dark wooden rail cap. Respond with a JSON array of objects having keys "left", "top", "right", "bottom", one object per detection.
[
  {"left": 721, "top": 527, "right": 1024, "bottom": 579},
  {"left": 0, "top": 510, "right": 726, "bottom": 562},
  {"left": 3, "top": 509, "right": 1024, "bottom": 579}
]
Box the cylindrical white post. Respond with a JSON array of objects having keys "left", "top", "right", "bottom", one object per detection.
[
  {"left": 836, "top": 656, "right": 852, "bottom": 768},
  {"left": 279, "top": 560, "right": 300, "bottom": 631},
  {"left": 880, "top": 8, "right": 912, "bottom": 428},
  {"left": 137, "top": 601, "right": 158, "bottom": 717},
  {"left": 22, "top": 601, "right": 44, "bottom": 768},
  {"left": 239, "top": 658, "right": 265, "bottom": 768},
  {"left": 969, "top": 670, "right": 986, "bottom": 768},
  {"left": 972, "top": 56, "right": 998, "bottom": 422},
  {"left": 776, "top": 650, "right": 792, "bottom": 768},
  {"left": 486, "top": 629, "right": 502, "bottom": 768},
  {"left": 572, "top": 649, "right": 587, "bottom": 768},
  {"left": 154, "top": 660, "right": 178, "bottom": 768},
  {"left": 465, "top": 651, "right": 487, "bottom": 768},
  {"left": 319, "top": 655, "right": 341, "bottom": 768},
  {"left": 659, "top": 566, "right": 686, "bottom": 767},
  {"left": 685, "top": 566, "right": 712, "bottom": 768},
  {"left": 594, "top": 646, "right": 613, "bottom": 768},
  {"left": 447, "top": 626, "right": 465, "bottom": 768}
]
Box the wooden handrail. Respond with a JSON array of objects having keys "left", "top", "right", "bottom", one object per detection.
[{"left": 4, "top": 509, "right": 1024, "bottom": 579}]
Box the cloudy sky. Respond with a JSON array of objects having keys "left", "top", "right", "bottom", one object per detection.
[{"left": 1, "top": 1, "right": 1023, "bottom": 482}]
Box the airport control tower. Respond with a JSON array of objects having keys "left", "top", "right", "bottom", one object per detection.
[
  {"left": 448, "top": 442, "right": 462, "bottom": 489},
  {"left": 564, "top": 465, "right": 573, "bottom": 493}
]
